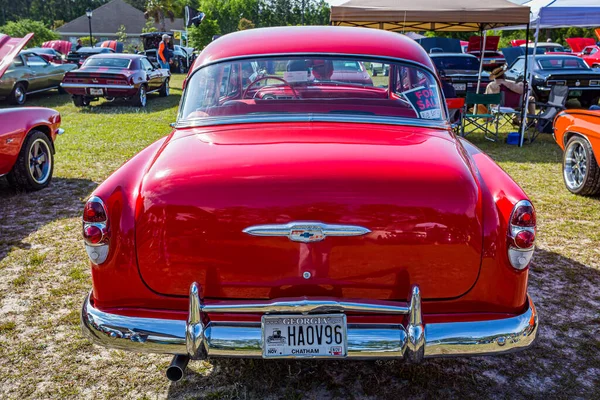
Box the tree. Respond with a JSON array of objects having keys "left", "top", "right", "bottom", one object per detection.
[
  {"left": 238, "top": 18, "right": 255, "bottom": 31},
  {"left": 142, "top": 19, "right": 158, "bottom": 33},
  {"left": 145, "top": 0, "right": 176, "bottom": 31},
  {"left": 188, "top": 17, "right": 220, "bottom": 49},
  {"left": 117, "top": 24, "right": 128, "bottom": 42},
  {"left": 0, "top": 19, "right": 58, "bottom": 47},
  {"left": 79, "top": 36, "right": 98, "bottom": 47}
]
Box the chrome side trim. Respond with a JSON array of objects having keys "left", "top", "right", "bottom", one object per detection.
[
  {"left": 60, "top": 83, "right": 134, "bottom": 89},
  {"left": 243, "top": 222, "right": 371, "bottom": 243},
  {"left": 81, "top": 284, "right": 538, "bottom": 360}
]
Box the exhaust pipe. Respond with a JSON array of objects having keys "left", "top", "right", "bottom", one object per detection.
[{"left": 166, "top": 355, "right": 189, "bottom": 382}]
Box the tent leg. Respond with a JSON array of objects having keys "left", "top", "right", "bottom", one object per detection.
[
  {"left": 520, "top": 20, "right": 540, "bottom": 147},
  {"left": 476, "top": 30, "right": 487, "bottom": 95}
]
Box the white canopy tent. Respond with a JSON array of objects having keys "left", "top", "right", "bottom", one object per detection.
[{"left": 514, "top": 0, "right": 600, "bottom": 145}]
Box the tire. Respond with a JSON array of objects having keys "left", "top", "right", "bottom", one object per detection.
[
  {"left": 563, "top": 135, "right": 600, "bottom": 196},
  {"left": 73, "top": 95, "right": 90, "bottom": 107},
  {"left": 57, "top": 85, "right": 67, "bottom": 95},
  {"left": 159, "top": 79, "right": 170, "bottom": 97},
  {"left": 131, "top": 84, "right": 147, "bottom": 107},
  {"left": 8, "top": 82, "right": 27, "bottom": 105},
  {"left": 6, "top": 130, "right": 54, "bottom": 191}
]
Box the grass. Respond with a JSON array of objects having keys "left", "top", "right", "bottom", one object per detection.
[{"left": 0, "top": 74, "right": 599, "bottom": 399}]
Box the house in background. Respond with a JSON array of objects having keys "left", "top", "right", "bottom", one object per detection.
[{"left": 56, "top": 0, "right": 184, "bottom": 46}]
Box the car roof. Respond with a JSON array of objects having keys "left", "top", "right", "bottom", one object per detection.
[
  {"left": 521, "top": 42, "right": 562, "bottom": 47},
  {"left": 193, "top": 26, "right": 435, "bottom": 73}
]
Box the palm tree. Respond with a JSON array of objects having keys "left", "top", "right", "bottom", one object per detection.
[{"left": 144, "top": 0, "right": 176, "bottom": 32}]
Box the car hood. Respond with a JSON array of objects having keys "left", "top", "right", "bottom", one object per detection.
[
  {"left": 566, "top": 38, "right": 596, "bottom": 54},
  {"left": 467, "top": 36, "right": 500, "bottom": 53},
  {"left": 42, "top": 40, "right": 72, "bottom": 55},
  {"left": 0, "top": 33, "right": 33, "bottom": 79}
]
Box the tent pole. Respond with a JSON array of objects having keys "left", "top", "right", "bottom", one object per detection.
[
  {"left": 476, "top": 29, "right": 486, "bottom": 94},
  {"left": 520, "top": 19, "right": 540, "bottom": 147},
  {"left": 519, "top": 23, "right": 531, "bottom": 148}
]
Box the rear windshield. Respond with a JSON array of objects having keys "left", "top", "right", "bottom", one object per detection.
[
  {"left": 432, "top": 56, "right": 480, "bottom": 71},
  {"left": 538, "top": 57, "right": 588, "bottom": 69},
  {"left": 84, "top": 58, "right": 131, "bottom": 68},
  {"left": 179, "top": 56, "right": 444, "bottom": 123}
]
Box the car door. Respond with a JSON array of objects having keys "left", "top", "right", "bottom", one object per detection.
[
  {"left": 21, "top": 54, "right": 49, "bottom": 91},
  {"left": 140, "top": 57, "right": 161, "bottom": 91}
]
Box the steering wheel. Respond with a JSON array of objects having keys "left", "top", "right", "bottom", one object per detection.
[{"left": 242, "top": 76, "right": 300, "bottom": 100}]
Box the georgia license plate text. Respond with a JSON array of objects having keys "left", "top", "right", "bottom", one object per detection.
[{"left": 262, "top": 314, "right": 347, "bottom": 358}]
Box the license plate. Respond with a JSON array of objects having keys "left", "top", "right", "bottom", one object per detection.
[
  {"left": 569, "top": 90, "right": 582, "bottom": 97},
  {"left": 453, "top": 83, "right": 466, "bottom": 91},
  {"left": 89, "top": 88, "right": 103, "bottom": 95},
  {"left": 262, "top": 314, "right": 347, "bottom": 358}
]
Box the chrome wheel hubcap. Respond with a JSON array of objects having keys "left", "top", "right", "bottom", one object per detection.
[
  {"left": 15, "top": 87, "right": 25, "bottom": 103},
  {"left": 140, "top": 87, "right": 147, "bottom": 106},
  {"left": 564, "top": 142, "right": 587, "bottom": 190},
  {"left": 29, "top": 138, "right": 51, "bottom": 184}
]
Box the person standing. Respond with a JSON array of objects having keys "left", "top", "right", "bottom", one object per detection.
[
  {"left": 158, "top": 34, "right": 172, "bottom": 70},
  {"left": 75, "top": 39, "right": 83, "bottom": 51}
]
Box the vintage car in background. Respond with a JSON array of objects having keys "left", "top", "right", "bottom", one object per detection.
[
  {"left": 99, "top": 40, "right": 124, "bottom": 53},
  {"left": 0, "top": 33, "right": 77, "bottom": 105},
  {"left": 80, "top": 27, "right": 538, "bottom": 381},
  {"left": 42, "top": 40, "right": 72, "bottom": 56},
  {"left": 286, "top": 60, "right": 373, "bottom": 86},
  {"left": 565, "top": 37, "right": 596, "bottom": 55},
  {"left": 553, "top": 109, "right": 600, "bottom": 196},
  {"left": 504, "top": 55, "right": 600, "bottom": 107},
  {"left": 429, "top": 53, "right": 489, "bottom": 97},
  {"left": 578, "top": 46, "right": 600, "bottom": 68},
  {"left": 466, "top": 35, "right": 506, "bottom": 71},
  {"left": 60, "top": 53, "right": 170, "bottom": 107},
  {"left": 65, "top": 46, "right": 115, "bottom": 66},
  {"left": 0, "top": 107, "right": 63, "bottom": 191},
  {"left": 521, "top": 42, "right": 570, "bottom": 54},
  {"left": 23, "top": 47, "right": 66, "bottom": 64}
]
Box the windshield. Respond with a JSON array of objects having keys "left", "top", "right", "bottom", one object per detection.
[
  {"left": 84, "top": 57, "right": 131, "bottom": 68},
  {"left": 432, "top": 56, "right": 479, "bottom": 71},
  {"left": 538, "top": 57, "right": 588, "bottom": 70},
  {"left": 179, "top": 56, "right": 444, "bottom": 123}
]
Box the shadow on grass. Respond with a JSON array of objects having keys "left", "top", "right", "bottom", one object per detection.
[
  {"left": 165, "top": 248, "right": 600, "bottom": 399},
  {"left": 465, "top": 132, "right": 564, "bottom": 165},
  {"left": 0, "top": 91, "right": 73, "bottom": 110},
  {"left": 75, "top": 91, "right": 182, "bottom": 115},
  {"left": 0, "top": 177, "right": 96, "bottom": 262}
]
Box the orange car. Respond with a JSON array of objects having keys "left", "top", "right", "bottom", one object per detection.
[{"left": 553, "top": 110, "right": 600, "bottom": 196}]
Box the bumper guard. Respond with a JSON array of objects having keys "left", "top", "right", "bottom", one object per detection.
[{"left": 81, "top": 284, "right": 538, "bottom": 361}]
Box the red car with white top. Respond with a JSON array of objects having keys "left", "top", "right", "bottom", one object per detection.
[{"left": 80, "top": 27, "right": 538, "bottom": 382}]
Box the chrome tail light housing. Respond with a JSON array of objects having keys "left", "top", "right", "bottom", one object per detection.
[
  {"left": 507, "top": 200, "right": 536, "bottom": 270},
  {"left": 83, "top": 196, "right": 109, "bottom": 264}
]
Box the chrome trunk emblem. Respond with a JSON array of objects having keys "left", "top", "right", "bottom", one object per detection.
[{"left": 243, "top": 222, "right": 371, "bottom": 243}]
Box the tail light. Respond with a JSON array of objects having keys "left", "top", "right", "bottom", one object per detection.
[
  {"left": 83, "top": 196, "right": 109, "bottom": 264},
  {"left": 507, "top": 200, "right": 536, "bottom": 270}
]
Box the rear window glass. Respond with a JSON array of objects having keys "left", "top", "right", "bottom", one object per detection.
[
  {"left": 538, "top": 58, "right": 588, "bottom": 69},
  {"left": 84, "top": 58, "right": 131, "bottom": 68},
  {"left": 432, "top": 56, "right": 480, "bottom": 71},
  {"left": 179, "top": 56, "right": 445, "bottom": 123}
]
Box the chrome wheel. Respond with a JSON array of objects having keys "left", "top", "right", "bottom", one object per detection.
[
  {"left": 140, "top": 86, "right": 147, "bottom": 107},
  {"left": 28, "top": 138, "right": 52, "bottom": 184},
  {"left": 165, "top": 83, "right": 170, "bottom": 96},
  {"left": 15, "top": 86, "right": 25, "bottom": 104},
  {"left": 564, "top": 141, "right": 587, "bottom": 190}
]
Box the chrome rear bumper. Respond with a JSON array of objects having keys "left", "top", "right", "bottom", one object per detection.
[{"left": 81, "top": 284, "right": 538, "bottom": 361}]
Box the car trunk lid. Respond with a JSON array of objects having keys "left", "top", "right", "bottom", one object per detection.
[{"left": 135, "top": 123, "right": 483, "bottom": 301}]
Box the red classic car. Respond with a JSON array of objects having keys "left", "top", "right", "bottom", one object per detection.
[
  {"left": 578, "top": 46, "right": 600, "bottom": 68},
  {"left": 60, "top": 54, "right": 170, "bottom": 107},
  {"left": 0, "top": 107, "right": 63, "bottom": 190},
  {"left": 80, "top": 27, "right": 538, "bottom": 382},
  {"left": 466, "top": 36, "right": 506, "bottom": 71},
  {"left": 553, "top": 109, "right": 600, "bottom": 196}
]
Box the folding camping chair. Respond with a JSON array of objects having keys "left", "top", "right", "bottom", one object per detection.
[
  {"left": 446, "top": 97, "right": 465, "bottom": 135},
  {"left": 492, "top": 85, "right": 523, "bottom": 130},
  {"left": 527, "top": 85, "right": 569, "bottom": 143},
  {"left": 461, "top": 92, "right": 502, "bottom": 140}
]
